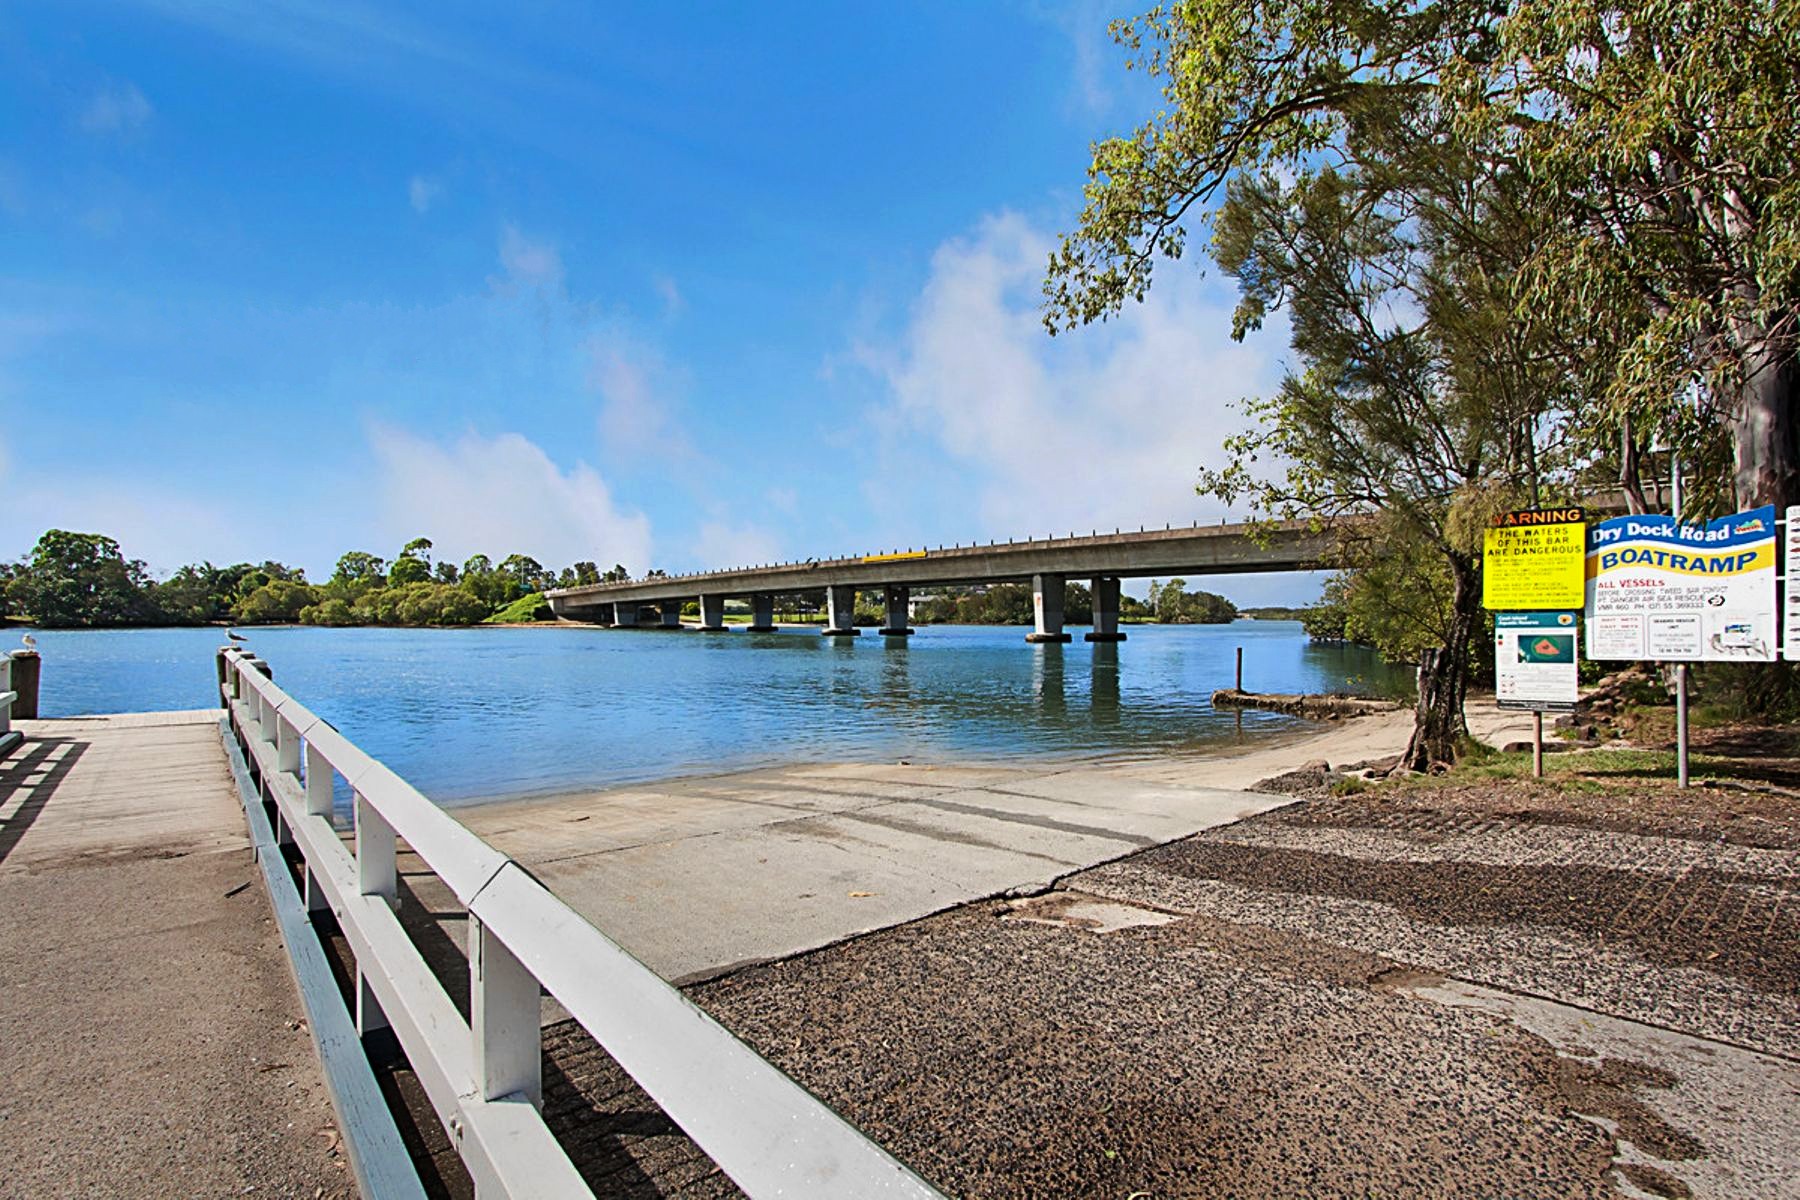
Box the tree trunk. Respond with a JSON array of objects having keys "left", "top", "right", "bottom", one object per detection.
[
  {"left": 1402, "top": 554, "right": 1478, "bottom": 771},
  {"left": 1718, "top": 312, "right": 1800, "bottom": 718},
  {"left": 1729, "top": 311, "right": 1800, "bottom": 514},
  {"left": 1617, "top": 415, "right": 1650, "bottom": 515}
]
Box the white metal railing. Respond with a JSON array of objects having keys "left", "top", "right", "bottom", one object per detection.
[{"left": 218, "top": 648, "right": 944, "bottom": 1200}]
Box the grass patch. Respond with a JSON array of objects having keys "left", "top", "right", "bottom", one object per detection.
[
  {"left": 1386, "top": 743, "right": 1737, "bottom": 793},
  {"left": 485, "top": 592, "right": 553, "bottom": 624}
]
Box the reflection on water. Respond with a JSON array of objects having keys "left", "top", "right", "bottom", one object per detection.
[{"left": 23, "top": 621, "right": 1411, "bottom": 805}]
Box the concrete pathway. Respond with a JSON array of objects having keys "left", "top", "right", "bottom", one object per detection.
[{"left": 0, "top": 712, "right": 353, "bottom": 1199}]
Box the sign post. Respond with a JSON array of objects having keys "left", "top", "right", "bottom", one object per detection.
[
  {"left": 1494, "top": 612, "right": 1580, "bottom": 776},
  {"left": 1484, "top": 508, "right": 1586, "bottom": 777},
  {"left": 1585, "top": 495, "right": 1778, "bottom": 788}
]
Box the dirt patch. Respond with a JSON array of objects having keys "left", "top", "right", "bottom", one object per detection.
[
  {"left": 1619, "top": 1162, "right": 1695, "bottom": 1198},
  {"left": 1546, "top": 1057, "right": 1705, "bottom": 1162}
]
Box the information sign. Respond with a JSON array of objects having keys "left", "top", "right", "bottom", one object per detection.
[
  {"left": 1495, "top": 612, "right": 1580, "bottom": 712},
  {"left": 1483, "top": 508, "right": 1586, "bottom": 611},
  {"left": 1786, "top": 506, "right": 1800, "bottom": 661},
  {"left": 1585, "top": 506, "right": 1777, "bottom": 661}
]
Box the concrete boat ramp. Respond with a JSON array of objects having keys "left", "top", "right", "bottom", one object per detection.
[{"left": 459, "top": 761, "right": 1287, "bottom": 982}]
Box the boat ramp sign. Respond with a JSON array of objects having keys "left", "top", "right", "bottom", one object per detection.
[
  {"left": 1788, "top": 506, "right": 1800, "bottom": 661},
  {"left": 1495, "top": 612, "right": 1579, "bottom": 712},
  {"left": 1585, "top": 506, "right": 1777, "bottom": 661},
  {"left": 1482, "top": 508, "right": 1586, "bottom": 611}
]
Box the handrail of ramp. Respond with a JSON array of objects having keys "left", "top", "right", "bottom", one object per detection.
[{"left": 218, "top": 647, "right": 945, "bottom": 1200}]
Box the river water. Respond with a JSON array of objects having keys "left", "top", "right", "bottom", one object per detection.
[{"left": 17, "top": 622, "right": 1408, "bottom": 805}]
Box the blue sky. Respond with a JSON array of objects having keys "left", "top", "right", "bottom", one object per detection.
[{"left": 1, "top": 1, "right": 1317, "bottom": 605}]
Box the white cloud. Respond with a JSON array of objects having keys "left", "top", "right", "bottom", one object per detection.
[
  {"left": 586, "top": 338, "right": 696, "bottom": 464},
  {"left": 367, "top": 425, "right": 652, "bottom": 573},
  {"left": 408, "top": 175, "right": 442, "bottom": 213},
  {"left": 691, "top": 520, "right": 783, "bottom": 572},
  {"left": 1048, "top": 0, "right": 1118, "bottom": 115},
  {"left": 866, "top": 210, "right": 1282, "bottom": 539},
  {"left": 652, "top": 274, "right": 683, "bottom": 317},
  {"left": 492, "top": 223, "right": 563, "bottom": 291},
  {"left": 80, "top": 83, "right": 153, "bottom": 134}
]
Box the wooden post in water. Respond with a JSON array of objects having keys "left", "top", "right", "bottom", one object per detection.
[{"left": 1235, "top": 646, "right": 1243, "bottom": 692}]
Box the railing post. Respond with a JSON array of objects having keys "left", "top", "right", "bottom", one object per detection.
[
  {"left": 470, "top": 914, "right": 542, "bottom": 1106},
  {"left": 355, "top": 791, "right": 397, "bottom": 904},
  {"left": 305, "top": 743, "right": 334, "bottom": 819},
  {"left": 353, "top": 788, "right": 399, "bottom": 1039},
  {"left": 277, "top": 715, "right": 301, "bottom": 779}
]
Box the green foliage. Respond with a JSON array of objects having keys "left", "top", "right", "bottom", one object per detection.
[
  {"left": 234, "top": 580, "right": 321, "bottom": 624},
  {"left": 387, "top": 537, "right": 433, "bottom": 587},
  {"left": 6, "top": 526, "right": 631, "bottom": 630},
  {"left": 914, "top": 584, "right": 1038, "bottom": 625},
  {"left": 486, "top": 593, "right": 554, "bottom": 624},
  {"left": 1150, "top": 578, "right": 1237, "bottom": 624},
  {"left": 1042, "top": 1, "right": 1594, "bottom": 766},
  {"left": 1240, "top": 606, "right": 1311, "bottom": 621},
  {"left": 1454, "top": 0, "right": 1800, "bottom": 514},
  {"left": 299, "top": 597, "right": 356, "bottom": 627},
  {"left": 8, "top": 530, "right": 156, "bottom": 628},
  {"left": 332, "top": 551, "right": 386, "bottom": 593}
]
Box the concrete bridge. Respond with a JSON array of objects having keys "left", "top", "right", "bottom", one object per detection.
[{"left": 547, "top": 519, "right": 1336, "bottom": 642}]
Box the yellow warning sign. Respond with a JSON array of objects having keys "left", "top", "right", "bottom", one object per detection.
[{"left": 1482, "top": 508, "right": 1586, "bottom": 611}]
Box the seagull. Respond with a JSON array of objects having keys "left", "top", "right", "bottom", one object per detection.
[
  {"left": 20, "top": 633, "right": 35, "bottom": 650},
  {"left": 226, "top": 630, "right": 248, "bottom": 644}
]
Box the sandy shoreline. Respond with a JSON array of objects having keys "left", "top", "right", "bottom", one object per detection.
[{"left": 462, "top": 695, "right": 1540, "bottom": 817}]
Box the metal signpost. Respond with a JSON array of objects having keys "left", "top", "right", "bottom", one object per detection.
[{"left": 1483, "top": 508, "right": 1587, "bottom": 776}]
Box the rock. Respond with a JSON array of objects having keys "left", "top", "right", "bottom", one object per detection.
[{"left": 1299, "top": 759, "right": 1331, "bottom": 773}]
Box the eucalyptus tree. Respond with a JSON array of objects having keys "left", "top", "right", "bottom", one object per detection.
[
  {"left": 1454, "top": 0, "right": 1800, "bottom": 516},
  {"left": 1044, "top": 0, "right": 1580, "bottom": 767}
]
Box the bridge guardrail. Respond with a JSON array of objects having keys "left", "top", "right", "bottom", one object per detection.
[{"left": 218, "top": 647, "right": 945, "bottom": 1200}]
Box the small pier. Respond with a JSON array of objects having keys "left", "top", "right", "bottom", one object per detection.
[{"left": 0, "top": 710, "right": 350, "bottom": 1197}]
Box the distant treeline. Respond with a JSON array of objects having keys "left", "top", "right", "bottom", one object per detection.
[
  {"left": 1237, "top": 606, "right": 1312, "bottom": 621},
  {"left": 2, "top": 529, "right": 631, "bottom": 629},
  {"left": 5, "top": 529, "right": 1301, "bottom": 633}
]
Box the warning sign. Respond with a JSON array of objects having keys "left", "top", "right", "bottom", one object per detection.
[{"left": 1483, "top": 508, "right": 1586, "bottom": 611}]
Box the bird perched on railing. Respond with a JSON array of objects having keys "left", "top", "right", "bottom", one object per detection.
[
  {"left": 19, "top": 633, "right": 34, "bottom": 651},
  {"left": 225, "top": 630, "right": 248, "bottom": 645}
]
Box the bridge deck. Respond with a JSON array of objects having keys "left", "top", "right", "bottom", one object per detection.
[
  {"left": 0, "top": 711, "right": 353, "bottom": 1199},
  {"left": 547, "top": 519, "right": 1335, "bottom": 611}
]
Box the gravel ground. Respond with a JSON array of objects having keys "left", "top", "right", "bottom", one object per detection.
[
  {"left": 677, "top": 773, "right": 1798, "bottom": 1199},
  {"left": 370, "top": 749, "right": 1799, "bottom": 1198},
  {"left": 693, "top": 903, "right": 1621, "bottom": 1199}
]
